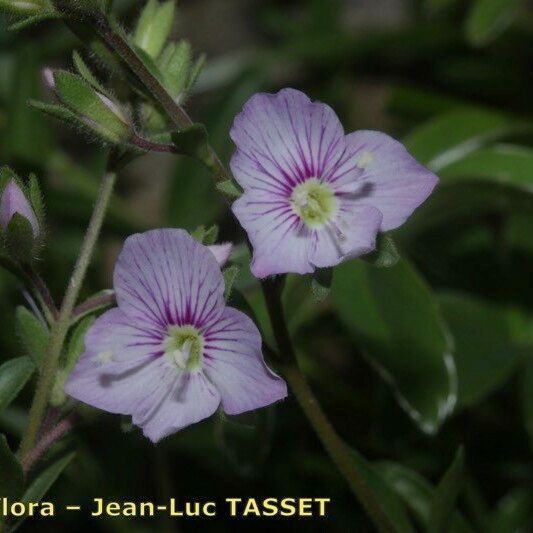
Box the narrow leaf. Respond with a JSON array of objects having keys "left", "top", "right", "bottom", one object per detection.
[
  {"left": 0, "top": 357, "right": 35, "bottom": 413},
  {"left": 0, "top": 435, "right": 24, "bottom": 500},
  {"left": 15, "top": 306, "right": 49, "bottom": 368},
  {"left": 363, "top": 233, "right": 400, "bottom": 268},
  {"left": 465, "top": 0, "right": 520, "bottom": 47},
  {"left": 429, "top": 447, "right": 466, "bottom": 533}
]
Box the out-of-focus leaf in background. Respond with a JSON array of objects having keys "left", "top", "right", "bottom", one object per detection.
[{"left": 332, "top": 259, "right": 457, "bottom": 434}]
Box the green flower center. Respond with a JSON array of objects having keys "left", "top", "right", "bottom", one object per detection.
[
  {"left": 164, "top": 325, "right": 204, "bottom": 371},
  {"left": 290, "top": 178, "right": 337, "bottom": 229}
]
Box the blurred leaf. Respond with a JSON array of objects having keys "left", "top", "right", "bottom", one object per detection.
[
  {"left": 490, "top": 486, "right": 533, "bottom": 532},
  {"left": 465, "top": 0, "right": 521, "bottom": 47},
  {"left": 0, "top": 356, "right": 35, "bottom": 413},
  {"left": 363, "top": 233, "right": 400, "bottom": 268},
  {"left": 223, "top": 265, "right": 240, "bottom": 302},
  {"left": 377, "top": 462, "right": 476, "bottom": 532},
  {"left": 404, "top": 109, "right": 522, "bottom": 172},
  {"left": 349, "top": 449, "right": 416, "bottom": 533},
  {"left": 215, "top": 409, "right": 275, "bottom": 477},
  {"left": 15, "top": 306, "right": 48, "bottom": 368},
  {"left": 439, "top": 292, "right": 522, "bottom": 407},
  {"left": 12, "top": 452, "right": 75, "bottom": 531},
  {"left": 332, "top": 259, "right": 456, "bottom": 434},
  {"left": 133, "top": 0, "right": 175, "bottom": 59},
  {"left": 0, "top": 434, "right": 23, "bottom": 501},
  {"left": 439, "top": 144, "right": 533, "bottom": 192},
  {"left": 429, "top": 447, "right": 465, "bottom": 533},
  {"left": 4, "top": 46, "right": 50, "bottom": 164}
]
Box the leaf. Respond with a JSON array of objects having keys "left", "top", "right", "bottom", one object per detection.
[
  {"left": 0, "top": 357, "right": 35, "bottom": 413},
  {"left": 491, "top": 487, "right": 533, "bottom": 532},
  {"left": 66, "top": 315, "right": 95, "bottom": 371},
  {"left": 223, "top": 265, "right": 240, "bottom": 302},
  {"left": 216, "top": 179, "right": 242, "bottom": 199},
  {"left": 28, "top": 174, "right": 45, "bottom": 227},
  {"left": 171, "top": 123, "right": 212, "bottom": 166},
  {"left": 12, "top": 452, "right": 75, "bottom": 531},
  {"left": 349, "top": 448, "right": 416, "bottom": 533},
  {"left": 465, "top": 0, "right": 521, "bottom": 47},
  {"left": 5, "top": 213, "right": 35, "bottom": 263},
  {"left": 429, "top": 447, "right": 465, "bottom": 533},
  {"left": 363, "top": 233, "right": 400, "bottom": 268},
  {"left": 0, "top": 435, "right": 24, "bottom": 501},
  {"left": 332, "top": 259, "right": 456, "bottom": 434},
  {"left": 310, "top": 268, "right": 333, "bottom": 303},
  {"left": 439, "top": 144, "right": 533, "bottom": 192},
  {"left": 15, "top": 306, "right": 49, "bottom": 368},
  {"left": 404, "top": 108, "right": 523, "bottom": 172},
  {"left": 377, "top": 462, "right": 476, "bottom": 533},
  {"left": 133, "top": 0, "right": 175, "bottom": 59},
  {"left": 438, "top": 293, "right": 522, "bottom": 407}
]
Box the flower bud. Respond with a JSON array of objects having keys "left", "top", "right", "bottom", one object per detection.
[
  {"left": 42, "top": 68, "right": 131, "bottom": 145},
  {"left": 0, "top": 179, "right": 39, "bottom": 238}
]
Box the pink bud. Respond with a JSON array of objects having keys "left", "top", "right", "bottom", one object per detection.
[
  {"left": 208, "top": 243, "right": 233, "bottom": 267},
  {"left": 0, "top": 179, "right": 39, "bottom": 237}
]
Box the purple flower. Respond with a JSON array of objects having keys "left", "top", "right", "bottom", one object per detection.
[
  {"left": 0, "top": 179, "right": 39, "bottom": 237},
  {"left": 230, "top": 88, "right": 438, "bottom": 278},
  {"left": 66, "top": 229, "right": 286, "bottom": 442},
  {"left": 208, "top": 242, "right": 233, "bottom": 267}
]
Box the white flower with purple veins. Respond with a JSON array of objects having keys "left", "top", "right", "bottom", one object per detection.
[
  {"left": 231, "top": 88, "right": 439, "bottom": 278},
  {"left": 66, "top": 229, "right": 287, "bottom": 442}
]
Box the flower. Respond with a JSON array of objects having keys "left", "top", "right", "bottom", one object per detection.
[
  {"left": 208, "top": 242, "right": 233, "bottom": 266},
  {"left": 0, "top": 179, "right": 39, "bottom": 237},
  {"left": 230, "top": 88, "right": 438, "bottom": 278},
  {"left": 65, "top": 229, "right": 286, "bottom": 442}
]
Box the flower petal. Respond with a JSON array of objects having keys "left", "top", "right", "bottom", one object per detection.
[
  {"left": 230, "top": 88, "right": 345, "bottom": 194},
  {"left": 232, "top": 192, "right": 312, "bottom": 277},
  {"left": 208, "top": 242, "right": 233, "bottom": 267},
  {"left": 140, "top": 372, "right": 221, "bottom": 442},
  {"left": 114, "top": 229, "right": 225, "bottom": 329},
  {"left": 327, "top": 131, "right": 439, "bottom": 231},
  {"left": 203, "top": 307, "right": 287, "bottom": 415},
  {"left": 308, "top": 204, "right": 382, "bottom": 268}
]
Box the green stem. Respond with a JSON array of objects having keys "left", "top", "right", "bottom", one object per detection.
[
  {"left": 18, "top": 166, "right": 117, "bottom": 460},
  {"left": 262, "top": 278, "right": 395, "bottom": 533}
]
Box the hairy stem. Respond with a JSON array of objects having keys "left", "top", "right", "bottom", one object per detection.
[
  {"left": 261, "top": 278, "right": 395, "bottom": 533},
  {"left": 21, "top": 415, "right": 77, "bottom": 474},
  {"left": 18, "top": 166, "right": 117, "bottom": 460}
]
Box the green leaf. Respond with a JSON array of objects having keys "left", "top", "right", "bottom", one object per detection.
[
  {"left": 0, "top": 0, "right": 44, "bottom": 15},
  {"left": 5, "top": 213, "right": 35, "bottom": 263},
  {"left": 377, "top": 462, "right": 476, "bottom": 533},
  {"left": 363, "top": 233, "right": 400, "bottom": 268},
  {"left": 53, "top": 70, "right": 130, "bottom": 143},
  {"left": 15, "top": 306, "right": 49, "bottom": 368},
  {"left": 8, "top": 11, "right": 59, "bottom": 31},
  {"left": 28, "top": 174, "right": 45, "bottom": 228},
  {"left": 0, "top": 357, "right": 35, "bottom": 413},
  {"left": 439, "top": 144, "right": 533, "bottom": 192},
  {"left": 491, "top": 487, "right": 533, "bottom": 532},
  {"left": 310, "top": 268, "right": 332, "bottom": 302},
  {"left": 349, "top": 448, "right": 416, "bottom": 533},
  {"left": 133, "top": 0, "right": 175, "bottom": 59},
  {"left": 404, "top": 108, "right": 522, "bottom": 171},
  {"left": 72, "top": 50, "right": 108, "bottom": 95},
  {"left": 223, "top": 265, "right": 240, "bottom": 302},
  {"left": 465, "top": 0, "right": 521, "bottom": 47},
  {"left": 159, "top": 40, "right": 193, "bottom": 98},
  {"left": 0, "top": 435, "right": 24, "bottom": 500},
  {"left": 171, "top": 123, "right": 212, "bottom": 166},
  {"left": 429, "top": 447, "right": 465, "bottom": 533},
  {"left": 216, "top": 179, "right": 242, "bottom": 199},
  {"left": 66, "top": 315, "right": 95, "bottom": 371},
  {"left": 438, "top": 293, "right": 522, "bottom": 407},
  {"left": 332, "top": 259, "right": 456, "bottom": 434},
  {"left": 215, "top": 409, "right": 276, "bottom": 477},
  {"left": 12, "top": 452, "right": 75, "bottom": 531},
  {"left": 202, "top": 225, "right": 219, "bottom": 246}
]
